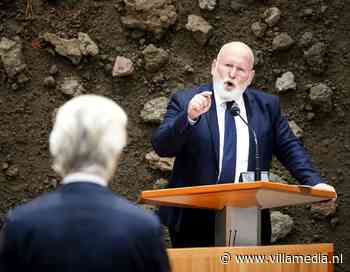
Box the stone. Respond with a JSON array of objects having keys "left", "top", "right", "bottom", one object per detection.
[
  {"left": 269, "top": 172, "right": 287, "bottom": 183},
  {"left": 121, "top": 0, "right": 177, "bottom": 38},
  {"left": 43, "top": 76, "right": 56, "bottom": 88},
  {"left": 309, "top": 83, "right": 333, "bottom": 112},
  {"left": 2, "top": 162, "right": 9, "bottom": 170},
  {"left": 17, "top": 73, "right": 30, "bottom": 84},
  {"left": 289, "top": 120, "right": 303, "bottom": 138},
  {"left": 142, "top": 44, "right": 169, "bottom": 72},
  {"left": 230, "top": 0, "right": 253, "bottom": 11},
  {"left": 199, "top": 0, "right": 216, "bottom": 10},
  {"left": 153, "top": 178, "right": 169, "bottom": 189},
  {"left": 59, "top": 77, "right": 85, "bottom": 96},
  {"left": 271, "top": 211, "right": 294, "bottom": 243},
  {"left": 272, "top": 33, "right": 294, "bottom": 51},
  {"left": 145, "top": 151, "right": 174, "bottom": 171},
  {"left": 43, "top": 32, "right": 99, "bottom": 65},
  {"left": 253, "top": 49, "right": 264, "bottom": 66},
  {"left": 140, "top": 96, "right": 168, "bottom": 123},
  {"left": 304, "top": 42, "right": 327, "bottom": 74},
  {"left": 49, "top": 64, "right": 59, "bottom": 75},
  {"left": 264, "top": 7, "right": 281, "bottom": 27},
  {"left": 311, "top": 201, "right": 337, "bottom": 219},
  {"left": 0, "top": 37, "right": 27, "bottom": 79},
  {"left": 275, "top": 71, "right": 296, "bottom": 92},
  {"left": 330, "top": 217, "right": 339, "bottom": 229},
  {"left": 43, "top": 33, "right": 82, "bottom": 65},
  {"left": 185, "top": 15, "right": 213, "bottom": 46},
  {"left": 298, "top": 32, "right": 313, "bottom": 48},
  {"left": 6, "top": 165, "right": 19, "bottom": 177},
  {"left": 251, "top": 22, "right": 267, "bottom": 38},
  {"left": 112, "top": 56, "right": 134, "bottom": 77},
  {"left": 11, "top": 83, "right": 19, "bottom": 91},
  {"left": 78, "top": 32, "right": 99, "bottom": 56}
]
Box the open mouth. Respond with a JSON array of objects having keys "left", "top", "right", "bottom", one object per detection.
[{"left": 225, "top": 81, "right": 235, "bottom": 88}]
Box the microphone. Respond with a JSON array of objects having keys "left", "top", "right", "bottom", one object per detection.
[{"left": 229, "top": 102, "right": 262, "bottom": 181}]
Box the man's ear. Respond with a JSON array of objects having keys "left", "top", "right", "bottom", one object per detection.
[
  {"left": 211, "top": 59, "right": 217, "bottom": 76},
  {"left": 248, "top": 69, "right": 255, "bottom": 85}
]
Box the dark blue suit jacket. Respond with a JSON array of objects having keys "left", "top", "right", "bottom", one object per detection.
[
  {"left": 0, "top": 182, "right": 169, "bottom": 272},
  {"left": 152, "top": 83, "right": 325, "bottom": 229}
]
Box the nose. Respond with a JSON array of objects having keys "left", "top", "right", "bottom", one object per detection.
[{"left": 229, "top": 66, "right": 237, "bottom": 78}]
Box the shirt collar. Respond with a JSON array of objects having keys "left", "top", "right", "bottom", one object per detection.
[
  {"left": 62, "top": 173, "right": 108, "bottom": 187},
  {"left": 213, "top": 90, "right": 244, "bottom": 109}
]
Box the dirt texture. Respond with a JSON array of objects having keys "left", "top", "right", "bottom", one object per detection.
[{"left": 0, "top": 0, "right": 349, "bottom": 270}]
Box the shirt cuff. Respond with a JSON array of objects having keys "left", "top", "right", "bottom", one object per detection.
[{"left": 187, "top": 116, "right": 198, "bottom": 125}]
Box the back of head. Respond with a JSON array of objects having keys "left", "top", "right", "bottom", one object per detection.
[{"left": 49, "top": 95, "right": 127, "bottom": 180}]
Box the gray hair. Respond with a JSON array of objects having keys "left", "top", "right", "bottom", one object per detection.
[{"left": 49, "top": 95, "right": 128, "bottom": 180}]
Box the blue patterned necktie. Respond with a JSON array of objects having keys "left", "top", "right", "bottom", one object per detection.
[{"left": 218, "top": 101, "right": 236, "bottom": 183}]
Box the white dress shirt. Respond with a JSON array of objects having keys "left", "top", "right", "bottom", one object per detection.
[
  {"left": 215, "top": 94, "right": 250, "bottom": 183},
  {"left": 62, "top": 172, "right": 108, "bottom": 187}
]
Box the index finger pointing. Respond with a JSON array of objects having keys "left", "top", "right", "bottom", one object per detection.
[{"left": 201, "top": 91, "right": 212, "bottom": 98}]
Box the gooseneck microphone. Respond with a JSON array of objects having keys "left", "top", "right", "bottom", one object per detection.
[{"left": 229, "top": 102, "right": 261, "bottom": 181}]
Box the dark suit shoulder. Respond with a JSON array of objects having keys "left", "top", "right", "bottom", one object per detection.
[
  {"left": 111, "top": 195, "right": 161, "bottom": 228},
  {"left": 245, "top": 88, "right": 279, "bottom": 103},
  {"left": 172, "top": 83, "right": 213, "bottom": 103},
  {"left": 6, "top": 190, "right": 60, "bottom": 224}
]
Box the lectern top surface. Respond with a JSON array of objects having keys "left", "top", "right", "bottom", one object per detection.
[{"left": 139, "top": 181, "right": 335, "bottom": 209}]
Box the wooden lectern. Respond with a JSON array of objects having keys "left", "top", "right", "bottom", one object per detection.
[{"left": 139, "top": 181, "right": 336, "bottom": 272}]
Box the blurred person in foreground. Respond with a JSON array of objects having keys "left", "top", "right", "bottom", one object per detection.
[
  {"left": 0, "top": 95, "right": 170, "bottom": 272},
  {"left": 152, "top": 41, "right": 336, "bottom": 248}
]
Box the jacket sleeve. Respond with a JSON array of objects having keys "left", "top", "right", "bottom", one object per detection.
[
  {"left": 0, "top": 213, "right": 21, "bottom": 272},
  {"left": 147, "top": 225, "right": 170, "bottom": 272},
  {"left": 272, "top": 96, "right": 326, "bottom": 186},
  {"left": 151, "top": 92, "right": 193, "bottom": 157}
]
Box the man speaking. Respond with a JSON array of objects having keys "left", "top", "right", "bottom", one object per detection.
[{"left": 152, "top": 41, "right": 336, "bottom": 247}]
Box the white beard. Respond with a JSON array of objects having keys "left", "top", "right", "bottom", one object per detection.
[{"left": 213, "top": 78, "right": 249, "bottom": 103}]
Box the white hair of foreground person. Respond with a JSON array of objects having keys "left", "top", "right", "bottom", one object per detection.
[{"left": 49, "top": 95, "right": 128, "bottom": 181}]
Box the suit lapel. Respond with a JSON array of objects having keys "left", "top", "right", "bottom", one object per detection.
[
  {"left": 244, "top": 89, "right": 258, "bottom": 171},
  {"left": 205, "top": 85, "right": 220, "bottom": 172}
]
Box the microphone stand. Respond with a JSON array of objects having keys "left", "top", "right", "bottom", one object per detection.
[{"left": 230, "top": 102, "right": 261, "bottom": 181}]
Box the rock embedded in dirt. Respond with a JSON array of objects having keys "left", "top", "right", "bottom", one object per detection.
[
  {"left": 145, "top": 151, "right": 174, "bottom": 172},
  {"left": 198, "top": 0, "right": 216, "bottom": 10},
  {"left": 253, "top": 49, "right": 264, "bottom": 66},
  {"left": 121, "top": 0, "right": 177, "bottom": 39},
  {"left": 272, "top": 33, "right": 294, "bottom": 51},
  {"left": 311, "top": 201, "right": 337, "bottom": 219},
  {"left": 142, "top": 44, "right": 169, "bottom": 72},
  {"left": 251, "top": 22, "right": 267, "bottom": 38},
  {"left": 298, "top": 32, "right": 313, "bottom": 48},
  {"left": 309, "top": 83, "right": 333, "bottom": 112},
  {"left": 185, "top": 15, "right": 213, "bottom": 46},
  {"left": 264, "top": 7, "right": 281, "bottom": 27},
  {"left": 17, "top": 73, "right": 30, "bottom": 84},
  {"left": 230, "top": 0, "right": 253, "bottom": 11},
  {"left": 43, "top": 32, "right": 99, "bottom": 65},
  {"left": 304, "top": 42, "right": 327, "bottom": 74},
  {"left": 6, "top": 165, "right": 19, "bottom": 177},
  {"left": 275, "top": 71, "right": 296, "bottom": 92},
  {"left": 269, "top": 172, "right": 287, "bottom": 183},
  {"left": 59, "top": 77, "right": 85, "bottom": 96},
  {"left": 78, "top": 32, "right": 99, "bottom": 57},
  {"left": 0, "top": 37, "right": 28, "bottom": 80},
  {"left": 153, "top": 178, "right": 169, "bottom": 189},
  {"left": 271, "top": 211, "right": 294, "bottom": 243},
  {"left": 289, "top": 120, "right": 303, "bottom": 139},
  {"left": 112, "top": 56, "right": 134, "bottom": 77},
  {"left": 43, "top": 76, "right": 56, "bottom": 88},
  {"left": 43, "top": 33, "right": 82, "bottom": 65},
  {"left": 140, "top": 96, "right": 168, "bottom": 124},
  {"left": 49, "top": 65, "right": 59, "bottom": 75}
]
